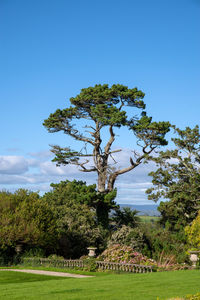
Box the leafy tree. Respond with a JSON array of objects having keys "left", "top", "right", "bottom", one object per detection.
[
  {"left": 43, "top": 180, "right": 106, "bottom": 256},
  {"left": 0, "top": 184, "right": 108, "bottom": 258},
  {"left": 43, "top": 84, "right": 170, "bottom": 225},
  {"left": 44, "top": 179, "right": 116, "bottom": 228},
  {"left": 0, "top": 189, "right": 58, "bottom": 251},
  {"left": 146, "top": 126, "right": 200, "bottom": 230}
]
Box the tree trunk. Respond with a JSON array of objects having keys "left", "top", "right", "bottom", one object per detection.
[
  {"left": 96, "top": 202, "right": 109, "bottom": 228},
  {"left": 97, "top": 171, "right": 106, "bottom": 193}
]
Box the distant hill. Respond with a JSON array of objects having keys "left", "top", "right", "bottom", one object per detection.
[{"left": 119, "top": 204, "right": 160, "bottom": 216}]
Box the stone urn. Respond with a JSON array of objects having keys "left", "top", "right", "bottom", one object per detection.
[
  {"left": 87, "top": 247, "right": 97, "bottom": 257},
  {"left": 189, "top": 250, "right": 200, "bottom": 268},
  {"left": 15, "top": 244, "right": 23, "bottom": 254}
]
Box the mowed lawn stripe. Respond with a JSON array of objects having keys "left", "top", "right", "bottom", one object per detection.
[{"left": 0, "top": 270, "right": 199, "bottom": 300}]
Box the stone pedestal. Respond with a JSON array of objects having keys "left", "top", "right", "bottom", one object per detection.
[{"left": 87, "top": 247, "right": 97, "bottom": 257}]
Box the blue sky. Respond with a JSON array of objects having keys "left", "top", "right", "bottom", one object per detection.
[{"left": 0, "top": 0, "right": 199, "bottom": 204}]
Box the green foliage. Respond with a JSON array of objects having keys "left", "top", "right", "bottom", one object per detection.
[
  {"left": 185, "top": 211, "right": 200, "bottom": 250},
  {"left": 21, "top": 248, "right": 45, "bottom": 258},
  {"left": 45, "top": 180, "right": 117, "bottom": 229},
  {"left": 0, "top": 182, "right": 110, "bottom": 260},
  {"left": 124, "top": 227, "right": 148, "bottom": 252},
  {"left": 141, "top": 223, "right": 188, "bottom": 263},
  {"left": 168, "top": 293, "right": 200, "bottom": 300},
  {"left": 109, "top": 225, "right": 147, "bottom": 253},
  {"left": 43, "top": 180, "right": 107, "bottom": 257},
  {"left": 109, "top": 225, "right": 132, "bottom": 245},
  {"left": 0, "top": 189, "right": 58, "bottom": 251},
  {"left": 95, "top": 189, "right": 118, "bottom": 228},
  {"left": 147, "top": 125, "right": 200, "bottom": 230},
  {"left": 131, "top": 116, "right": 170, "bottom": 146},
  {"left": 98, "top": 244, "right": 155, "bottom": 266},
  {"left": 185, "top": 292, "right": 200, "bottom": 300},
  {"left": 45, "top": 180, "right": 99, "bottom": 208},
  {"left": 82, "top": 258, "right": 97, "bottom": 272},
  {"left": 90, "top": 104, "right": 127, "bottom": 127},
  {"left": 112, "top": 207, "right": 140, "bottom": 228}
]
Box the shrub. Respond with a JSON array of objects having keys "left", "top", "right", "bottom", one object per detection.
[
  {"left": 48, "top": 254, "right": 64, "bottom": 260},
  {"left": 98, "top": 244, "right": 189, "bottom": 271},
  {"left": 82, "top": 258, "right": 97, "bottom": 272},
  {"left": 155, "top": 250, "right": 190, "bottom": 271},
  {"left": 141, "top": 223, "right": 188, "bottom": 263},
  {"left": 185, "top": 293, "right": 200, "bottom": 300},
  {"left": 98, "top": 244, "right": 156, "bottom": 266},
  {"left": 108, "top": 225, "right": 148, "bottom": 253},
  {"left": 21, "top": 248, "right": 45, "bottom": 258}
]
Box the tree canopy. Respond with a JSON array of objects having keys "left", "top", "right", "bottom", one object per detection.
[
  {"left": 43, "top": 180, "right": 108, "bottom": 256},
  {"left": 0, "top": 184, "right": 107, "bottom": 258},
  {"left": 146, "top": 125, "right": 200, "bottom": 230},
  {"left": 43, "top": 84, "right": 170, "bottom": 194},
  {"left": 44, "top": 180, "right": 117, "bottom": 228},
  {"left": 0, "top": 189, "right": 58, "bottom": 251}
]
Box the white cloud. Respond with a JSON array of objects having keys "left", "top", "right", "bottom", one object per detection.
[
  {"left": 0, "top": 175, "right": 29, "bottom": 184},
  {"left": 28, "top": 150, "right": 53, "bottom": 160},
  {"left": 40, "top": 161, "right": 79, "bottom": 176},
  {"left": 0, "top": 156, "right": 29, "bottom": 175},
  {"left": 0, "top": 149, "right": 158, "bottom": 204},
  {"left": 26, "top": 158, "right": 40, "bottom": 168}
]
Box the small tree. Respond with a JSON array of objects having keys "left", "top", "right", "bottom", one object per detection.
[{"left": 44, "top": 84, "right": 170, "bottom": 226}]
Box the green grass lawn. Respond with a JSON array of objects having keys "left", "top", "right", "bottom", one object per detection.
[{"left": 0, "top": 269, "right": 199, "bottom": 299}]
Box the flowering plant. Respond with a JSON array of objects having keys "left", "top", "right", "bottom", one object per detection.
[
  {"left": 98, "top": 245, "right": 190, "bottom": 271},
  {"left": 97, "top": 244, "right": 156, "bottom": 266}
]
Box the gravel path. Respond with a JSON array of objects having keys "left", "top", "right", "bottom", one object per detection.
[{"left": 0, "top": 269, "right": 94, "bottom": 278}]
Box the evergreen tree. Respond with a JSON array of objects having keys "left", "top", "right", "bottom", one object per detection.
[{"left": 147, "top": 126, "right": 200, "bottom": 230}]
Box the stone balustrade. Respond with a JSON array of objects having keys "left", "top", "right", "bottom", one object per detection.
[
  {"left": 22, "top": 257, "right": 153, "bottom": 273},
  {"left": 96, "top": 261, "right": 152, "bottom": 273}
]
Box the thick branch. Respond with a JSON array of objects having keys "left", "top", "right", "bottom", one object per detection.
[
  {"left": 104, "top": 126, "right": 115, "bottom": 155},
  {"left": 75, "top": 159, "right": 97, "bottom": 172},
  {"left": 79, "top": 167, "right": 97, "bottom": 172},
  {"left": 65, "top": 128, "right": 95, "bottom": 146},
  {"left": 107, "top": 145, "right": 156, "bottom": 192}
]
